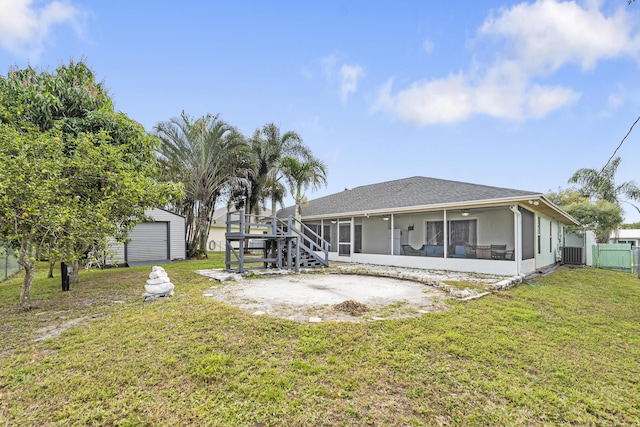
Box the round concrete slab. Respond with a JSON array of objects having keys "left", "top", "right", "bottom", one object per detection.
[{"left": 204, "top": 273, "right": 448, "bottom": 322}]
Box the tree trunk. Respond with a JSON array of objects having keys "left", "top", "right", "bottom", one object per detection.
[
  {"left": 48, "top": 259, "right": 55, "bottom": 278},
  {"left": 69, "top": 259, "right": 80, "bottom": 284},
  {"left": 294, "top": 185, "right": 302, "bottom": 229},
  {"left": 18, "top": 241, "right": 35, "bottom": 310},
  {"left": 193, "top": 204, "right": 209, "bottom": 259}
]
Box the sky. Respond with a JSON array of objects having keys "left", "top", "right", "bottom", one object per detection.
[{"left": 1, "top": 0, "right": 640, "bottom": 222}]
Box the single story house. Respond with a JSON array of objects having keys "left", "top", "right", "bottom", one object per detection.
[
  {"left": 105, "top": 208, "right": 186, "bottom": 266},
  {"left": 278, "top": 176, "right": 580, "bottom": 277},
  {"left": 609, "top": 228, "right": 640, "bottom": 247}
]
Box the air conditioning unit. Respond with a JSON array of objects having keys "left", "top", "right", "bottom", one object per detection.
[{"left": 561, "top": 246, "right": 582, "bottom": 265}]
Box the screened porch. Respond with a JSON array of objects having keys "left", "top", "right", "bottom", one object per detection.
[{"left": 301, "top": 206, "right": 518, "bottom": 261}]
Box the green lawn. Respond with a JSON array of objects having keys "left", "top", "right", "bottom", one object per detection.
[{"left": 1, "top": 257, "right": 639, "bottom": 426}]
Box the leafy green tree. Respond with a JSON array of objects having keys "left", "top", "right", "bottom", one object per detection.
[
  {"left": 155, "top": 112, "right": 254, "bottom": 258},
  {"left": 280, "top": 155, "right": 328, "bottom": 224},
  {"left": 0, "top": 61, "right": 179, "bottom": 309},
  {"left": 0, "top": 127, "right": 65, "bottom": 308},
  {"left": 547, "top": 188, "right": 623, "bottom": 242},
  {"left": 621, "top": 222, "right": 640, "bottom": 229}
]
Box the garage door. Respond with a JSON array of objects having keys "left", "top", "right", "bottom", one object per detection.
[{"left": 127, "top": 222, "right": 168, "bottom": 262}]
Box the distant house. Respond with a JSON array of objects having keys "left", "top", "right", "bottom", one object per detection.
[
  {"left": 277, "top": 176, "right": 580, "bottom": 277},
  {"left": 609, "top": 229, "right": 640, "bottom": 247},
  {"left": 106, "top": 208, "right": 186, "bottom": 266},
  {"left": 208, "top": 206, "right": 271, "bottom": 252}
]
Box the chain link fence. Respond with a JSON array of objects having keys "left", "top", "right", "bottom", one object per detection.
[{"left": 1, "top": 245, "right": 20, "bottom": 281}]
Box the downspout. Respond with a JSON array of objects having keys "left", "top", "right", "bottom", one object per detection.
[
  {"left": 509, "top": 205, "right": 522, "bottom": 277},
  {"left": 390, "top": 214, "right": 395, "bottom": 255}
]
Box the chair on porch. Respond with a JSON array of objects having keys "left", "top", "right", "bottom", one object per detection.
[
  {"left": 401, "top": 244, "right": 425, "bottom": 256},
  {"left": 450, "top": 245, "right": 466, "bottom": 258},
  {"left": 475, "top": 246, "right": 491, "bottom": 259},
  {"left": 491, "top": 244, "right": 507, "bottom": 259}
]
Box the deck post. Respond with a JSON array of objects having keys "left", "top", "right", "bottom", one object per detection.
[{"left": 295, "top": 237, "right": 300, "bottom": 273}]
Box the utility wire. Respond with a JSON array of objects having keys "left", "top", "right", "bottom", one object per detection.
[{"left": 600, "top": 114, "right": 640, "bottom": 174}]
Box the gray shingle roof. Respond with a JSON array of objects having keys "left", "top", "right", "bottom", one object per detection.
[{"left": 278, "top": 176, "right": 541, "bottom": 218}]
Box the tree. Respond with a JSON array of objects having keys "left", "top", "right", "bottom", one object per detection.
[
  {"left": 0, "top": 61, "right": 180, "bottom": 309},
  {"left": 241, "top": 123, "right": 310, "bottom": 217},
  {"left": 569, "top": 156, "right": 640, "bottom": 216},
  {"left": 280, "top": 155, "right": 328, "bottom": 224},
  {"left": 621, "top": 221, "right": 640, "bottom": 229},
  {"left": 155, "top": 112, "right": 254, "bottom": 258},
  {"left": 547, "top": 188, "right": 623, "bottom": 242},
  {"left": 0, "top": 127, "right": 66, "bottom": 309}
]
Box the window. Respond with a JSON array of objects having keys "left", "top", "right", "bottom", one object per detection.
[
  {"left": 426, "top": 221, "right": 444, "bottom": 245},
  {"left": 426, "top": 220, "right": 477, "bottom": 246}
]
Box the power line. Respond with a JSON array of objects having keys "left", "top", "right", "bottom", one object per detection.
[{"left": 600, "top": 114, "right": 640, "bottom": 174}]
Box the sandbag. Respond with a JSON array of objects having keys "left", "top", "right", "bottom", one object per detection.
[
  {"left": 145, "top": 282, "right": 175, "bottom": 294},
  {"left": 146, "top": 276, "right": 170, "bottom": 286}
]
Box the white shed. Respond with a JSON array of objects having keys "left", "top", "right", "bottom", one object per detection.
[{"left": 106, "top": 208, "right": 186, "bottom": 266}]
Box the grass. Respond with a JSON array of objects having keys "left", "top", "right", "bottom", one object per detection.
[{"left": 1, "top": 258, "right": 639, "bottom": 426}]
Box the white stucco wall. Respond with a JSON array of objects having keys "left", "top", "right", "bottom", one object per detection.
[
  {"left": 360, "top": 217, "right": 388, "bottom": 254},
  {"left": 476, "top": 208, "right": 514, "bottom": 249},
  {"left": 534, "top": 214, "right": 559, "bottom": 269},
  {"left": 343, "top": 253, "right": 519, "bottom": 276}
]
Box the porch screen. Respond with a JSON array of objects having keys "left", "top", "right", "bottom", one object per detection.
[
  {"left": 426, "top": 220, "right": 477, "bottom": 246},
  {"left": 426, "top": 221, "right": 444, "bottom": 245},
  {"left": 449, "top": 220, "right": 477, "bottom": 246}
]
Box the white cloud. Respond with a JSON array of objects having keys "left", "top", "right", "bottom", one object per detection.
[
  {"left": 320, "top": 54, "right": 365, "bottom": 103},
  {"left": 525, "top": 84, "right": 582, "bottom": 118},
  {"left": 320, "top": 54, "right": 339, "bottom": 81},
  {"left": 0, "top": 0, "right": 85, "bottom": 58},
  {"left": 375, "top": 0, "right": 640, "bottom": 126},
  {"left": 478, "top": 0, "right": 638, "bottom": 73},
  {"left": 339, "top": 64, "right": 364, "bottom": 103},
  {"left": 601, "top": 90, "right": 625, "bottom": 117}
]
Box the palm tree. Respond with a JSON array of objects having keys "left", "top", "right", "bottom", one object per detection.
[
  {"left": 155, "top": 111, "right": 254, "bottom": 258},
  {"left": 569, "top": 156, "right": 640, "bottom": 215},
  {"left": 280, "top": 155, "right": 328, "bottom": 224},
  {"left": 246, "top": 123, "right": 311, "bottom": 217}
]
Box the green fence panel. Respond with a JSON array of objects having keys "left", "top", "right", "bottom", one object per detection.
[{"left": 593, "top": 243, "right": 633, "bottom": 272}]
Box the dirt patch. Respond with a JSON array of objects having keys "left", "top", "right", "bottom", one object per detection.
[
  {"left": 33, "top": 316, "right": 95, "bottom": 341},
  {"left": 333, "top": 300, "right": 369, "bottom": 316}
]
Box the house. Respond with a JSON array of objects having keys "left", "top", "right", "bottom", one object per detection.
[
  {"left": 207, "top": 207, "right": 234, "bottom": 252},
  {"left": 277, "top": 176, "right": 580, "bottom": 277},
  {"left": 208, "top": 206, "right": 271, "bottom": 252},
  {"left": 105, "top": 208, "right": 186, "bottom": 266},
  {"left": 609, "top": 228, "right": 640, "bottom": 247}
]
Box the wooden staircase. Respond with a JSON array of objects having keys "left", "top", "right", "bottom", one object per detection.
[{"left": 225, "top": 210, "right": 329, "bottom": 273}]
